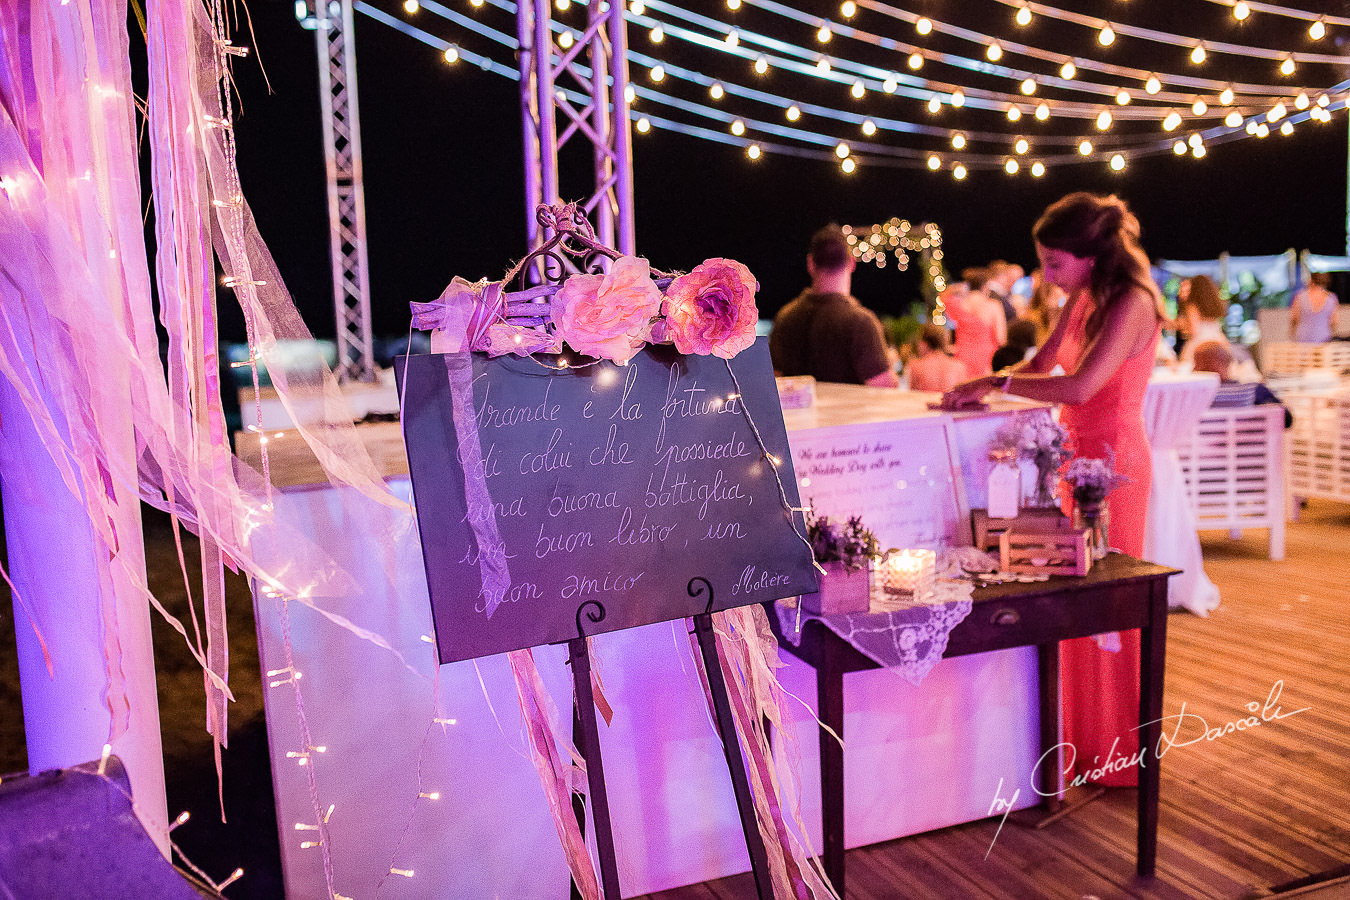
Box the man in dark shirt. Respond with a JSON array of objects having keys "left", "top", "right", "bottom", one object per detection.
[{"left": 769, "top": 224, "right": 899, "bottom": 386}]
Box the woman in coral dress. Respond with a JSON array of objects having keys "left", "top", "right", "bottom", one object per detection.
[{"left": 943, "top": 192, "right": 1163, "bottom": 787}]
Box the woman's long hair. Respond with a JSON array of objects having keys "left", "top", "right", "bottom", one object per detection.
[{"left": 1033, "top": 192, "right": 1163, "bottom": 335}]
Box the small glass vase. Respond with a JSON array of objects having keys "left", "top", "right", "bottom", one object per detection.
[{"left": 1074, "top": 498, "right": 1110, "bottom": 559}]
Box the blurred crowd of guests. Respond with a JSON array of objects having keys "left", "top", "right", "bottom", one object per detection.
[{"left": 769, "top": 222, "right": 1335, "bottom": 424}]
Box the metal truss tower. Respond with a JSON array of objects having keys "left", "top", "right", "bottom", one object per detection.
[
  {"left": 517, "top": 0, "right": 636, "bottom": 273},
  {"left": 302, "top": 0, "right": 375, "bottom": 382}
]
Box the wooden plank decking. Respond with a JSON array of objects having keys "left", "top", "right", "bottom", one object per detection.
[{"left": 639, "top": 500, "right": 1350, "bottom": 900}]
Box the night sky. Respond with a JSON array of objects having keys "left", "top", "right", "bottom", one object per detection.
[{"left": 226, "top": 0, "right": 1350, "bottom": 342}]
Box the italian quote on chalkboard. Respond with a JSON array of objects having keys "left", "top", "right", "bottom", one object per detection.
[{"left": 397, "top": 338, "right": 817, "bottom": 663}]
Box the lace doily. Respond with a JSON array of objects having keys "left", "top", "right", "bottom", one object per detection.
[{"left": 775, "top": 577, "right": 974, "bottom": 686}]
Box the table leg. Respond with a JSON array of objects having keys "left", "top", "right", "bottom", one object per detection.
[
  {"left": 1137, "top": 579, "right": 1168, "bottom": 877},
  {"left": 819, "top": 637, "right": 845, "bottom": 893},
  {"left": 1036, "top": 642, "right": 1061, "bottom": 811}
]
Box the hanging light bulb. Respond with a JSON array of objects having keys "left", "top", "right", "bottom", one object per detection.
[
  {"left": 1233, "top": 1, "right": 1250, "bottom": 20},
  {"left": 624, "top": 83, "right": 636, "bottom": 104},
  {"left": 951, "top": 90, "right": 965, "bottom": 107},
  {"left": 816, "top": 57, "right": 831, "bottom": 73},
  {"left": 730, "top": 119, "right": 745, "bottom": 136},
  {"left": 835, "top": 141, "right": 850, "bottom": 159},
  {"left": 1116, "top": 90, "right": 1130, "bottom": 105},
  {"left": 443, "top": 46, "right": 460, "bottom": 63},
  {"left": 1255, "top": 122, "right": 1270, "bottom": 137},
  {"left": 1060, "top": 60, "right": 1077, "bottom": 80},
  {"left": 1145, "top": 75, "right": 1161, "bottom": 95},
  {"left": 1192, "top": 144, "right": 1207, "bottom": 158},
  {"left": 883, "top": 75, "right": 899, "bottom": 93},
  {"left": 1110, "top": 153, "right": 1125, "bottom": 171},
  {"left": 1007, "top": 106, "right": 1022, "bottom": 121},
  {"left": 927, "top": 155, "right": 941, "bottom": 170},
  {"left": 724, "top": 29, "right": 738, "bottom": 47},
  {"left": 755, "top": 55, "right": 769, "bottom": 75},
  {"left": 1219, "top": 88, "right": 1234, "bottom": 106},
  {"left": 1173, "top": 140, "right": 1187, "bottom": 155},
  {"left": 1279, "top": 57, "right": 1296, "bottom": 76},
  {"left": 1031, "top": 161, "right": 1045, "bottom": 176},
  {"left": 557, "top": 31, "right": 574, "bottom": 48},
  {"left": 1098, "top": 25, "right": 1115, "bottom": 46},
  {"left": 1245, "top": 120, "right": 1258, "bottom": 134},
  {"left": 850, "top": 80, "right": 866, "bottom": 99},
  {"left": 951, "top": 133, "right": 966, "bottom": 149},
  {"left": 1295, "top": 92, "right": 1310, "bottom": 110},
  {"left": 710, "top": 82, "right": 724, "bottom": 100},
  {"left": 1015, "top": 6, "right": 1032, "bottom": 27},
  {"left": 402, "top": 0, "right": 418, "bottom": 12},
  {"left": 862, "top": 119, "right": 877, "bottom": 136},
  {"left": 927, "top": 96, "right": 942, "bottom": 113},
  {"left": 630, "top": 0, "right": 645, "bottom": 13},
  {"left": 1267, "top": 101, "right": 1287, "bottom": 122},
  {"left": 1310, "top": 19, "right": 1326, "bottom": 40},
  {"left": 908, "top": 52, "right": 924, "bottom": 70},
  {"left": 817, "top": 23, "right": 832, "bottom": 43},
  {"left": 636, "top": 116, "right": 650, "bottom": 133},
  {"left": 649, "top": 65, "right": 665, "bottom": 82},
  {"left": 1280, "top": 120, "right": 1294, "bottom": 136},
  {"left": 1317, "top": 94, "right": 1330, "bottom": 107},
  {"left": 786, "top": 104, "right": 800, "bottom": 121},
  {"left": 953, "top": 163, "right": 967, "bottom": 180},
  {"left": 1162, "top": 111, "right": 1182, "bottom": 130},
  {"left": 842, "top": 158, "right": 857, "bottom": 174},
  {"left": 747, "top": 143, "right": 761, "bottom": 160},
  {"left": 1035, "top": 103, "right": 1050, "bottom": 120},
  {"left": 1096, "top": 109, "right": 1112, "bottom": 130},
  {"left": 840, "top": 0, "right": 856, "bottom": 18},
  {"left": 1005, "top": 159, "right": 1020, "bottom": 174},
  {"left": 1187, "top": 133, "right": 1203, "bottom": 149},
  {"left": 1225, "top": 110, "right": 1242, "bottom": 127},
  {"left": 1192, "top": 99, "right": 1208, "bottom": 115},
  {"left": 986, "top": 43, "right": 1002, "bottom": 62},
  {"left": 1078, "top": 139, "right": 1093, "bottom": 155},
  {"left": 916, "top": 17, "right": 932, "bottom": 35},
  {"left": 1021, "top": 78, "right": 1036, "bottom": 95},
  {"left": 1190, "top": 44, "right": 1206, "bottom": 64},
  {"left": 1014, "top": 138, "right": 1029, "bottom": 154},
  {"left": 649, "top": 25, "right": 663, "bottom": 43}
]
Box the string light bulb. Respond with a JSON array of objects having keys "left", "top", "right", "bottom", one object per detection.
[
  {"left": 726, "top": 0, "right": 739, "bottom": 8},
  {"left": 1255, "top": 122, "right": 1269, "bottom": 137},
  {"left": 1267, "top": 101, "right": 1287, "bottom": 122},
  {"left": 953, "top": 163, "right": 967, "bottom": 180},
  {"left": 724, "top": 29, "right": 738, "bottom": 47},
  {"left": 648, "top": 26, "right": 663, "bottom": 43},
  {"left": 862, "top": 119, "right": 877, "bottom": 136},
  {"left": 1060, "top": 60, "right": 1076, "bottom": 79},
  {"left": 1095, "top": 109, "right": 1112, "bottom": 130},
  {"left": 841, "top": 157, "right": 857, "bottom": 174},
  {"left": 951, "top": 133, "right": 966, "bottom": 149},
  {"left": 1078, "top": 139, "right": 1093, "bottom": 155},
  {"left": 1021, "top": 78, "right": 1036, "bottom": 95},
  {"left": 1162, "top": 111, "right": 1182, "bottom": 130},
  {"left": 927, "top": 155, "right": 941, "bottom": 170},
  {"left": 1035, "top": 103, "right": 1050, "bottom": 120},
  {"left": 557, "top": 31, "right": 574, "bottom": 49},
  {"left": 1280, "top": 57, "right": 1295, "bottom": 76},
  {"left": 755, "top": 55, "right": 768, "bottom": 75},
  {"left": 883, "top": 75, "right": 899, "bottom": 93},
  {"left": 986, "top": 43, "right": 1003, "bottom": 62},
  {"left": 1014, "top": 138, "right": 1029, "bottom": 154},
  {"left": 840, "top": 0, "right": 856, "bottom": 17},
  {"left": 710, "top": 82, "right": 724, "bottom": 100},
  {"left": 786, "top": 104, "right": 800, "bottom": 121},
  {"left": 1233, "top": 1, "right": 1249, "bottom": 20},
  {"left": 1173, "top": 140, "right": 1187, "bottom": 155},
  {"left": 1116, "top": 90, "right": 1130, "bottom": 105},
  {"left": 1295, "top": 92, "right": 1310, "bottom": 110},
  {"left": 817, "top": 23, "right": 832, "bottom": 43},
  {"left": 1225, "top": 110, "right": 1242, "bottom": 127},
  {"left": 623, "top": 84, "right": 636, "bottom": 104},
  {"left": 1145, "top": 75, "right": 1161, "bottom": 95},
  {"left": 1031, "top": 161, "right": 1045, "bottom": 177},
  {"left": 1193, "top": 143, "right": 1208, "bottom": 157},
  {"left": 1317, "top": 94, "right": 1330, "bottom": 107},
  {"left": 403, "top": 0, "right": 418, "bottom": 12},
  {"left": 1309, "top": 19, "right": 1326, "bottom": 40},
  {"left": 1110, "top": 153, "right": 1126, "bottom": 171},
  {"left": 442, "top": 46, "right": 459, "bottom": 64},
  {"left": 747, "top": 143, "right": 761, "bottom": 159},
  {"left": 730, "top": 119, "right": 745, "bottom": 136},
  {"left": 1280, "top": 120, "right": 1294, "bottom": 136},
  {"left": 1192, "top": 99, "right": 1207, "bottom": 115},
  {"left": 1015, "top": 5, "right": 1031, "bottom": 27},
  {"left": 1190, "top": 44, "right": 1206, "bottom": 64},
  {"left": 916, "top": 17, "right": 932, "bottom": 35},
  {"left": 649, "top": 65, "right": 664, "bottom": 82},
  {"left": 1220, "top": 87, "right": 1234, "bottom": 105},
  {"left": 928, "top": 96, "right": 942, "bottom": 113},
  {"left": 835, "top": 141, "right": 850, "bottom": 158},
  {"left": 815, "top": 57, "right": 830, "bottom": 73},
  {"left": 1005, "top": 159, "right": 1019, "bottom": 174},
  {"left": 951, "top": 90, "right": 965, "bottom": 107},
  {"left": 908, "top": 52, "right": 923, "bottom": 70},
  {"left": 851, "top": 80, "right": 865, "bottom": 98},
  {"left": 629, "top": 0, "right": 644, "bottom": 12},
  {"left": 1188, "top": 133, "right": 1203, "bottom": 149},
  {"left": 1098, "top": 25, "right": 1115, "bottom": 46}
]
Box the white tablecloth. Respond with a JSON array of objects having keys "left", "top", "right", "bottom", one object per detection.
[{"left": 1143, "top": 371, "right": 1222, "bottom": 615}]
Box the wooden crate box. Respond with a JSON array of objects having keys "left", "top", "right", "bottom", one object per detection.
[{"left": 998, "top": 527, "right": 1092, "bottom": 576}]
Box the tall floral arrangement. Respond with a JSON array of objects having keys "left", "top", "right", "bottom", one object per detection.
[
  {"left": 989, "top": 411, "right": 1071, "bottom": 506},
  {"left": 1063, "top": 453, "right": 1129, "bottom": 507}
]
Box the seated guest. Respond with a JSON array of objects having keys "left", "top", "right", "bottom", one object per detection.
[
  {"left": 947, "top": 267, "right": 1006, "bottom": 377},
  {"left": 991, "top": 319, "right": 1039, "bottom": 372},
  {"left": 1177, "top": 275, "right": 1259, "bottom": 380},
  {"left": 1191, "top": 340, "right": 1292, "bottom": 428},
  {"left": 906, "top": 323, "right": 967, "bottom": 392},
  {"left": 770, "top": 224, "right": 899, "bottom": 386}
]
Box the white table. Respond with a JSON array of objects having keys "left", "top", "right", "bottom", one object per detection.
[{"left": 1143, "top": 371, "right": 1222, "bottom": 616}]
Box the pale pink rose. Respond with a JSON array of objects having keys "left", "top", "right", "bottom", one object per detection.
[
  {"left": 552, "top": 256, "right": 662, "bottom": 364},
  {"left": 660, "top": 258, "right": 759, "bottom": 359}
]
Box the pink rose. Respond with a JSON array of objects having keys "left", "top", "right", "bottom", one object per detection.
[
  {"left": 660, "top": 258, "right": 759, "bottom": 359},
  {"left": 551, "top": 256, "right": 662, "bottom": 365}
]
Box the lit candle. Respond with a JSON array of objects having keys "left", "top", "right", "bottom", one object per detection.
[{"left": 883, "top": 549, "right": 936, "bottom": 597}]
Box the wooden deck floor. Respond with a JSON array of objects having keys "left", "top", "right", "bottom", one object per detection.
[{"left": 640, "top": 500, "right": 1350, "bottom": 900}]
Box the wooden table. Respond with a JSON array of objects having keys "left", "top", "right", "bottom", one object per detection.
[{"left": 771, "top": 553, "right": 1177, "bottom": 893}]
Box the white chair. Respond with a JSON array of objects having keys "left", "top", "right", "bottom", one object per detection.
[
  {"left": 1284, "top": 390, "right": 1350, "bottom": 514},
  {"left": 1174, "top": 404, "right": 1286, "bottom": 560}
]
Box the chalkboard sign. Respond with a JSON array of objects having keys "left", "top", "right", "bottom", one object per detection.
[{"left": 397, "top": 338, "right": 817, "bottom": 663}]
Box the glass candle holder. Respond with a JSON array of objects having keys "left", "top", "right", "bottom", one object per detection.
[{"left": 883, "top": 549, "right": 936, "bottom": 597}]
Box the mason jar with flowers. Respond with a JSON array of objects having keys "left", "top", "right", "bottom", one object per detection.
[
  {"left": 988, "top": 411, "right": 1071, "bottom": 508},
  {"left": 802, "top": 511, "right": 881, "bottom": 615},
  {"left": 1063, "top": 454, "right": 1130, "bottom": 559}
]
